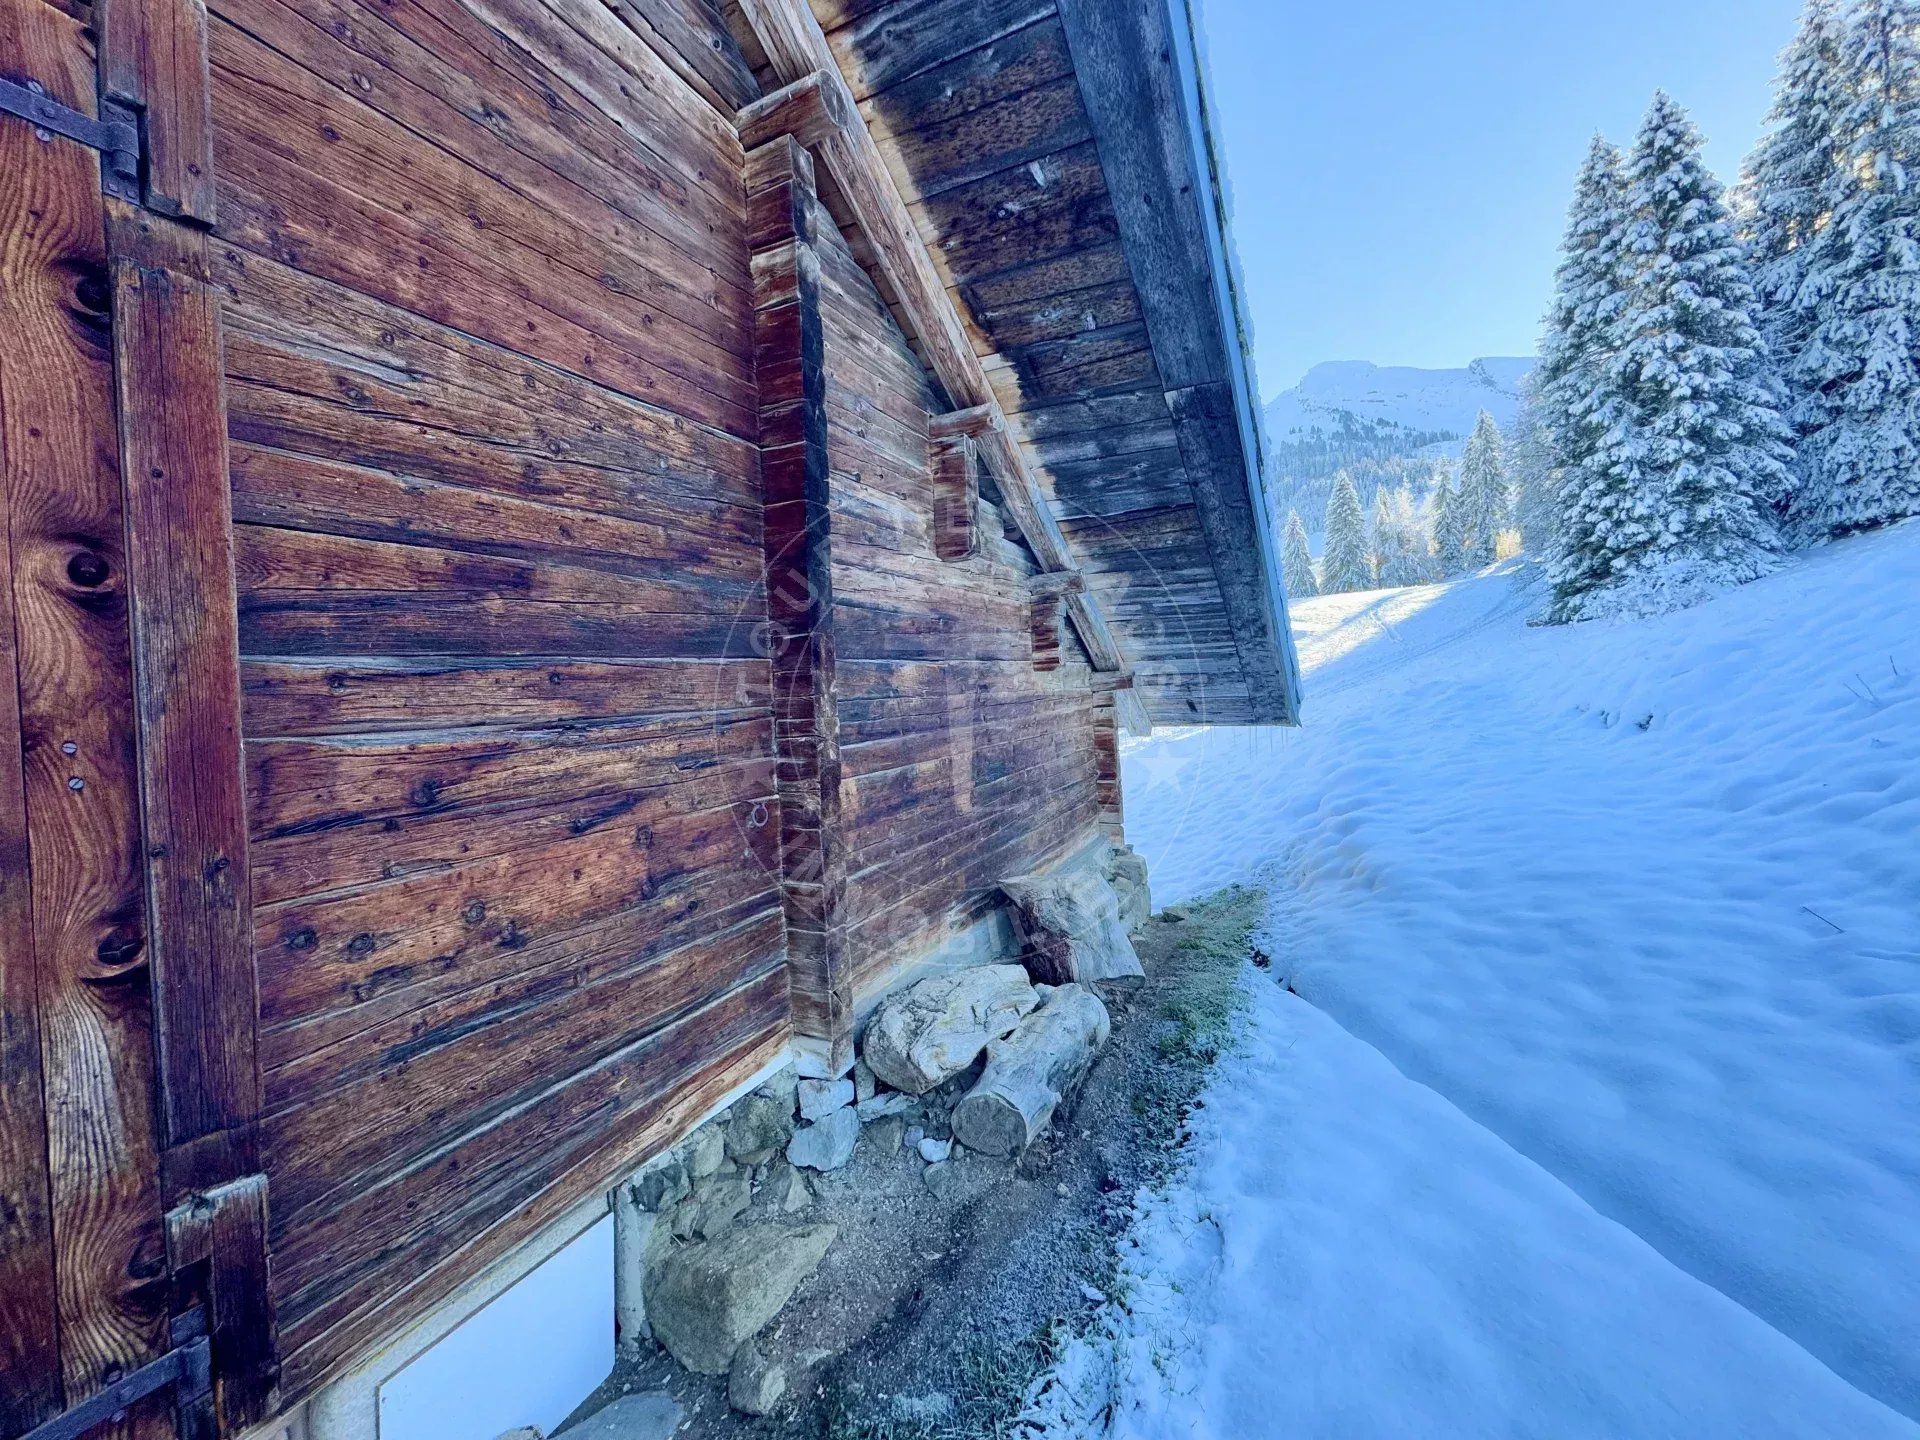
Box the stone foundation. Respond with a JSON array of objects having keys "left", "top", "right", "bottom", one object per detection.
[{"left": 606, "top": 841, "right": 1147, "bottom": 1418}]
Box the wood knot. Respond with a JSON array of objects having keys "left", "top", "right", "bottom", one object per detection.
[
  {"left": 65, "top": 549, "right": 111, "bottom": 588},
  {"left": 95, "top": 929, "right": 144, "bottom": 968}
]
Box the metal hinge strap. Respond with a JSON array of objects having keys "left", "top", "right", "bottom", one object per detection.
[
  {"left": 0, "top": 76, "right": 142, "bottom": 201},
  {"left": 14, "top": 1335, "right": 210, "bottom": 1440}
]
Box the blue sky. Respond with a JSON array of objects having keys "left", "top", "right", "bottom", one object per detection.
[{"left": 1197, "top": 0, "right": 1805, "bottom": 397}]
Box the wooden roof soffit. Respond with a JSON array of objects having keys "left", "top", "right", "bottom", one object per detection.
[{"left": 728, "top": 15, "right": 1150, "bottom": 735}]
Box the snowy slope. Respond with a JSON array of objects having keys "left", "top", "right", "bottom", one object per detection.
[
  {"left": 1023, "top": 980, "right": 1916, "bottom": 1440},
  {"left": 1263, "top": 356, "right": 1534, "bottom": 442},
  {"left": 1082, "top": 524, "right": 1920, "bottom": 1430}
]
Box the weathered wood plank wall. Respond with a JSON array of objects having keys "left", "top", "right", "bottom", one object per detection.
[
  {"left": 197, "top": 0, "right": 791, "bottom": 1398},
  {"left": 808, "top": 180, "right": 1103, "bottom": 1009},
  {"left": 2, "top": 0, "right": 1130, "bottom": 1418}
]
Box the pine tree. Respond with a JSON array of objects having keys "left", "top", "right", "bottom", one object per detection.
[
  {"left": 1320, "top": 472, "right": 1372, "bottom": 593},
  {"left": 1557, "top": 94, "right": 1791, "bottom": 619},
  {"left": 1432, "top": 468, "right": 1471, "bottom": 576},
  {"left": 1371, "top": 485, "right": 1434, "bottom": 587},
  {"left": 1281, "top": 508, "right": 1319, "bottom": 598},
  {"left": 1792, "top": 0, "right": 1920, "bottom": 533},
  {"left": 1536, "top": 137, "right": 1636, "bottom": 608},
  {"left": 1506, "top": 383, "right": 1561, "bottom": 556},
  {"left": 1367, "top": 489, "right": 1392, "bottom": 587},
  {"left": 1742, "top": 0, "right": 1851, "bottom": 461},
  {"left": 1457, "top": 410, "right": 1509, "bottom": 564}
]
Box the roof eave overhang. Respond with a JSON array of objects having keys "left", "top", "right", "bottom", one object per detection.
[{"left": 1058, "top": 0, "right": 1302, "bottom": 725}]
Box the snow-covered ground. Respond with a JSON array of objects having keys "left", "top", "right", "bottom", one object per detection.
[{"left": 1035, "top": 525, "right": 1920, "bottom": 1435}]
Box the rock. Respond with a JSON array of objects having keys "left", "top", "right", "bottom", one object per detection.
[
  {"left": 753, "top": 1159, "right": 811, "bottom": 1214},
  {"left": 797, "top": 1077, "right": 854, "bottom": 1120},
  {"left": 862, "top": 965, "right": 1039, "bottom": 1094},
  {"left": 614, "top": 1189, "right": 672, "bottom": 1346},
  {"left": 854, "top": 1057, "right": 877, "bottom": 1104},
  {"left": 1001, "top": 868, "right": 1144, "bottom": 988},
  {"left": 756, "top": 1066, "right": 799, "bottom": 1114},
  {"left": 685, "top": 1124, "right": 726, "bottom": 1180},
  {"left": 864, "top": 1116, "right": 907, "bottom": 1155},
  {"left": 677, "top": 1172, "right": 750, "bottom": 1240},
  {"left": 917, "top": 1135, "right": 952, "bottom": 1164},
  {"left": 1106, "top": 843, "right": 1152, "bottom": 930},
  {"left": 644, "top": 1222, "right": 837, "bottom": 1374},
  {"left": 904, "top": 1125, "right": 925, "bottom": 1152},
  {"left": 786, "top": 1107, "right": 860, "bottom": 1171},
  {"left": 855, "top": 1091, "right": 916, "bottom": 1122},
  {"left": 777, "top": 1166, "right": 813, "bottom": 1213},
  {"left": 726, "top": 1093, "right": 795, "bottom": 1165},
  {"left": 629, "top": 1156, "right": 691, "bottom": 1213},
  {"left": 953, "top": 984, "right": 1111, "bottom": 1157},
  {"left": 494, "top": 1429, "right": 543, "bottom": 1440},
  {"left": 557, "top": 1392, "right": 682, "bottom": 1440},
  {"left": 728, "top": 1342, "right": 787, "bottom": 1416}
]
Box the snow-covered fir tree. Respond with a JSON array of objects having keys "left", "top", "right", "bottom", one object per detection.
[
  {"left": 1742, "top": 0, "right": 1851, "bottom": 461},
  {"left": 1457, "top": 410, "right": 1510, "bottom": 564},
  {"left": 1790, "top": 0, "right": 1920, "bottom": 533},
  {"left": 1432, "top": 469, "right": 1471, "bottom": 576},
  {"left": 1505, "top": 383, "right": 1561, "bottom": 556},
  {"left": 1321, "top": 472, "right": 1373, "bottom": 593},
  {"left": 1370, "top": 485, "right": 1434, "bottom": 588},
  {"left": 1281, "top": 508, "right": 1319, "bottom": 598},
  {"left": 1535, "top": 137, "right": 1635, "bottom": 607},
  {"left": 1553, "top": 94, "right": 1791, "bottom": 620}
]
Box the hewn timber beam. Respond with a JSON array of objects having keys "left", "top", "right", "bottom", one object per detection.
[
  {"left": 928, "top": 403, "right": 1000, "bottom": 442},
  {"left": 729, "top": 0, "right": 1149, "bottom": 733},
  {"left": 737, "top": 69, "right": 850, "bottom": 151}
]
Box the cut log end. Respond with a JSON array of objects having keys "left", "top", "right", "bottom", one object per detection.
[{"left": 951, "top": 985, "right": 1110, "bottom": 1158}]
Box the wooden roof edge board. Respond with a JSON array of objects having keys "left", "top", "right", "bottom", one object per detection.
[
  {"left": 1053, "top": 0, "right": 1303, "bottom": 725},
  {"left": 728, "top": 0, "right": 1144, "bottom": 719}
]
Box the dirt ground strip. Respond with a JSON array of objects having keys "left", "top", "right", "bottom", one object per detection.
[{"left": 559, "top": 884, "right": 1268, "bottom": 1440}]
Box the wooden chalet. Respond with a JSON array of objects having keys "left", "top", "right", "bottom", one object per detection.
[{"left": 0, "top": 0, "right": 1299, "bottom": 1433}]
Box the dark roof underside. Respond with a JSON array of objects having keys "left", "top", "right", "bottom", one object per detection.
[{"left": 815, "top": 0, "right": 1299, "bottom": 725}]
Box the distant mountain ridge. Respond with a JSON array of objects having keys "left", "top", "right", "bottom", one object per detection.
[
  {"left": 1264, "top": 357, "right": 1535, "bottom": 444},
  {"left": 1262, "top": 357, "right": 1537, "bottom": 540}
]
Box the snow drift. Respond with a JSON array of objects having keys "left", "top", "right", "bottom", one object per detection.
[{"left": 1054, "top": 526, "right": 1920, "bottom": 1432}]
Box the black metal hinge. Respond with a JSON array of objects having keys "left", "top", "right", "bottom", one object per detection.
[
  {"left": 14, "top": 1310, "right": 213, "bottom": 1440},
  {"left": 0, "top": 75, "right": 141, "bottom": 201}
]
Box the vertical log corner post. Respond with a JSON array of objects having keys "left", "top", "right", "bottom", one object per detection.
[
  {"left": 110, "top": 200, "right": 278, "bottom": 1430},
  {"left": 1027, "top": 572, "right": 1083, "bottom": 674},
  {"left": 927, "top": 406, "right": 993, "bottom": 564},
  {"left": 1090, "top": 678, "right": 1129, "bottom": 840},
  {"left": 746, "top": 133, "right": 854, "bottom": 1077},
  {"left": 928, "top": 434, "right": 978, "bottom": 561}
]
